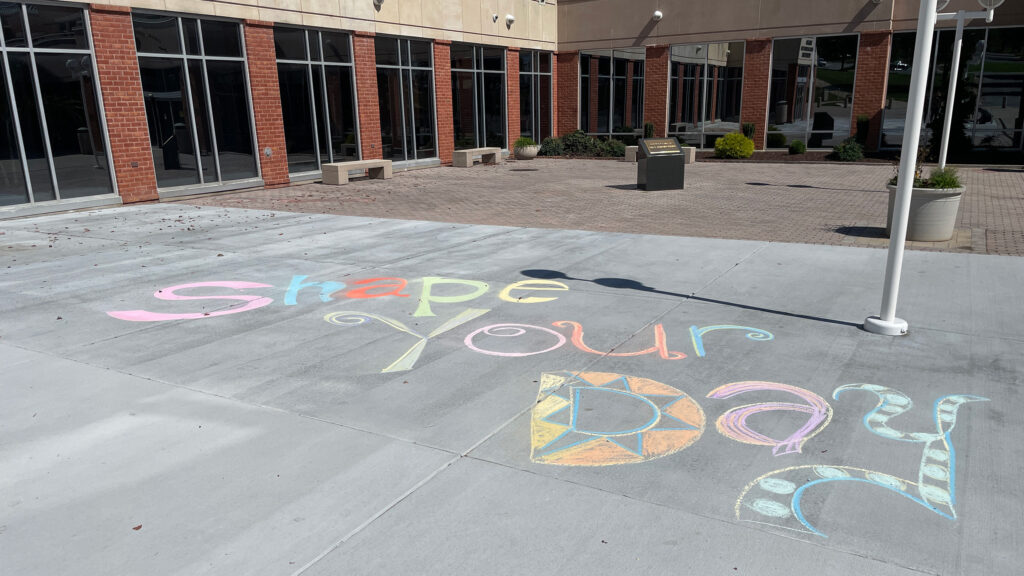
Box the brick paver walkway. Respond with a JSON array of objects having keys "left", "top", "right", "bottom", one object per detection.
[{"left": 178, "top": 159, "right": 1024, "bottom": 256}]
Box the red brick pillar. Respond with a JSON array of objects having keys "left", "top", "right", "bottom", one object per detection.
[
  {"left": 643, "top": 45, "right": 669, "bottom": 137},
  {"left": 710, "top": 66, "right": 719, "bottom": 120},
  {"left": 353, "top": 31, "right": 382, "bottom": 160},
  {"left": 89, "top": 4, "right": 157, "bottom": 203},
  {"left": 852, "top": 31, "right": 892, "bottom": 152},
  {"left": 506, "top": 47, "right": 520, "bottom": 149},
  {"left": 740, "top": 38, "right": 772, "bottom": 150},
  {"left": 555, "top": 51, "right": 578, "bottom": 136},
  {"left": 243, "top": 20, "right": 288, "bottom": 187},
  {"left": 691, "top": 64, "right": 702, "bottom": 125},
  {"left": 433, "top": 40, "right": 453, "bottom": 165}
]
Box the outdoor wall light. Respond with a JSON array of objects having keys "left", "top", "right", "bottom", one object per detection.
[
  {"left": 492, "top": 13, "right": 499, "bottom": 23},
  {"left": 372, "top": 0, "right": 384, "bottom": 8},
  {"left": 506, "top": 14, "right": 515, "bottom": 26},
  {"left": 653, "top": 10, "right": 663, "bottom": 21}
]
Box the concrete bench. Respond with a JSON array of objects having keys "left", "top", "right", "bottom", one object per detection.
[
  {"left": 453, "top": 147, "right": 502, "bottom": 168},
  {"left": 624, "top": 146, "right": 638, "bottom": 162},
  {"left": 322, "top": 159, "right": 392, "bottom": 185}
]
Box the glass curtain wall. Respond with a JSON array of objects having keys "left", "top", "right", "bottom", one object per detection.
[
  {"left": 579, "top": 48, "right": 644, "bottom": 136},
  {"left": 0, "top": 2, "right": 114, "bottom": 207},
  {"left": 134, "top": 14, "right": 258, "bottom": 189},
  {"left": 668, "top": 42, "right": 745, "bottom": 148},
  {"left": 451, "top": 43, "right": 505, "bottom": 150},
  {"left": 768, "top": 35, "right": 859, "bottom": 149},
  {"left": 376, "top": 36, "right": 435, "bottom": 162},
  {"left": 882, "top": 27, "right": 1024, "bottom": 154},
  {"left": 519, "top": 50, "right": 552, "bottom": 143},
  {"left": 274, "top": 27, "right": 358, "bottom": 175}
]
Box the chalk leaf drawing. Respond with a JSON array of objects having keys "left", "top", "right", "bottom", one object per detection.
[
  {"left": 324, "top": 308, "right": 490, "bottom": 373},
  {"left": 735, "top": 384, "right": 988, "bottom": 537},
  {"left": 531, "top": 371, "right": 705, "bottom": 466},
  {"left": 708, "top": 381, "right": 833, "bottom": 456}
]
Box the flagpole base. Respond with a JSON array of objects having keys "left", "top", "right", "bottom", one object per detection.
[{"left": 863, "top": 316, "right": 909, "bottom": 336}]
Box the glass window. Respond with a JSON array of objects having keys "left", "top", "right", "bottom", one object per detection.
[
  {"left": 321, "top": 31, "right": 350, "bottom": 63},
  {"left": 7, "top": 52, "right": 51, "bottom": 200},
  {"left": 139, "top": 57, "right": 199, "bottom": 187},
  {"left": 976, "top": 28, "right": 1024, "bottom": 150},
  {"left": 207, "top": 60, "right": 257, "bottom": 180},
  {"left": 200, "top": 20, "right": 242, "bottom": 58},
  {"left": 182, "top": 18, "right": 200, "bottom": 55},
  {"left": 132, "top": 14, "right": 180, "bottom": 55},
  {"left": 275, "top": 27, "right": 359, "bottom": 173},
  {"left": 134, "top": 14, "right": 257, "bottom": 188},
  {"left": 376, "top": 36, "right": 435, "bottom": 161},
  {"left": 277, "top": 62, "right": 317, "bottom": 173},
  {"left": 0, "top": 4, "right": 114, "bottom": 206},
  {"left": 375, "top": 37, "right": 399, "bottom": 66},
  {"left": 274, "top": 27, "right": 306, "bottom": 60},
  {"left": 0, "top": 3, "right": 27, "bottom": 48},
  {"left": 35, "top": 53, "right": 113, "bottom": 198},
  {"left": 519, "top": 50, "right": 552, "bottom": 143},
  {"left": 769, "top": 35, "right": 857, "bottom": 149},
  {"left": 450, "top": 43, "right": 505, "bottom": 150},
  {"left": 579, "top": 49, "right": 643, "bottom": 136},
  {"left": 26, "top": 3, "right": 86, "bottom": 50},
  {"left": 0, "top": 58, "right": 28, "bottom": 206}
]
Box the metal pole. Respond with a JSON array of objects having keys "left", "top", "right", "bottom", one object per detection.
[
  {"left": 937, "top": 13, "right": 965, "bottom": 169},
  {"left": 864, "top": 0, "right": 938, "bottom": 336}
]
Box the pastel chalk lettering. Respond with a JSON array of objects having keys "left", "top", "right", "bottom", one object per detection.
[
  {"left": 498, "top": 279, "right": 570, "bottom": 304},
  {"left": 107, "top": 281, "right": 274, "bottom": 322},
  {"left": 284, "top": 275, "right": 345, "bottom": 306},
  {"left": 344, "top": 277, "right": 411, "bottom": 299},
  {"left": 414, "top": 277, "right": 490, "bottom": 317}
]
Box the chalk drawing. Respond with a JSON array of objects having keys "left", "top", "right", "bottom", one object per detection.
[
  {"left": 343, "top": 277, "right": 411, "bottom": 299},
  {"left": 531, "top": 371, "right": 705, "bottom": 466},
  {"left": 689, "top": 325, "right": 774, "bottom": 357},
  {"left": 464, "top": 323, "right": 567, "bottom": 357},
  {"left": 735, "top": 384, "right": 987, "bottom": 537},
  {"left": 707, "top": 381, "right": 832, "bottom": 456},
  {"left": 284, "top": 275, "right": 345, "bottom": 306},
  {"left": 107, "top": 281, "right": 274, "bottom": 321},
  {"left": 552, "top": 321, "right": 687, "bottom": 360},
  {"left": 325, "top": 308, "right": 490, "bottom": 372}
]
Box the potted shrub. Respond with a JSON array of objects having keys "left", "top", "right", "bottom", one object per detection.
[
  {"left": 886, "top": 162, "right": 964, "bottom": 242},
  {"left": 514, "top": 136, "right": 540, "bottom": 160}
]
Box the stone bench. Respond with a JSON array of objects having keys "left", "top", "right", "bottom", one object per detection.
[
  {"left": 453, "top": 147, "right": 502, "bottom": 168},
  {"left": 322, "top": 159, "right": 392, "bottom": 185},
  {"left": 624, "top": 146, "right": 638, "bottom": 162}
]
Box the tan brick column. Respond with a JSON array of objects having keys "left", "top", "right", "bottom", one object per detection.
[
  {"left": 643, "top": 45, "right": 669, "bottom": 137},
  {"left": 555, "top": 51, "right": 578, "bottom": 136},
  {"left": 852, "top": 31, "right": 893, "bottom": 152},
  {"left": 243, "top": 20, "right": 288, "bottom": 187},
  {"left": 353, "top": 31, "right": 382, "bottom": 160},
  {"left": 89, "top": 4, "right": 157, "bottom": 203},
  {"left": 740, "top": 38, "right": 772, "bottom": 150},
  {"left": 433, "top": 40, "right": 453, "bottom": 165},
  {"left": 506, "top": 47, "right": 520, "bottom": 148}
]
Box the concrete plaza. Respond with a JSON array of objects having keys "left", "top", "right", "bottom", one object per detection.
[{"left": 1, "top": 160, "right": 1023, "bottom": 575}]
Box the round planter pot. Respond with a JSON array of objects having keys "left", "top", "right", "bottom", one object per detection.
[
  {"left": 515, "top": 145, "right": 540, "bottom": 160},
  {"left": 886, "top": 184, "right": 964, "bottom": 242}
]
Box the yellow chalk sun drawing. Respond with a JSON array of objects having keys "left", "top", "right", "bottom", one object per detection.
[{"left": 531, "top": 371, "right": 706, "bottom": 466}]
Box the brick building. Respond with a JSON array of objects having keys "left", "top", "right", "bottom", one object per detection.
[{"left": 1, "top": 0, "right": 1022, "bottom": 217}]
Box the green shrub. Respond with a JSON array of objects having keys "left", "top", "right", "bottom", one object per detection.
[
  {"left": 562, "top": 130, "right": 600, "bottom": 157},
  {"left": 599, "top": 138, "right": 627, "bottom": 158},
  {"left": 714, "top": 132, "right": 755, "bottom": 159},
  {"left": 788, "top": 140, "right": 806, "bottom": 155},
  {"left": 742, "top": 123, "right": 755, "bottom": 139},
  {"left": 830, "top": 137, "right": 864, "bottom": 162},
  {"left": 643, "top": 122, "right": 655, "bottom": 138},
  {"left": 765, "top": 125, "right": 787, "bottom": 148},
  {"left": 513, "top": 136, "right": 536, "bottom": 149},
  {"left": 539, "top": 137, "right": 564, "bottom": 156},
  {"left": 926, "top": 166, "right": 961, "bottom": 189}
]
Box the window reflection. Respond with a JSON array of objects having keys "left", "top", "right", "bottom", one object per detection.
[
  {"left": 451, "top": 43, "right": 505, "bottom": 150},
  {"left": 579, "top": 48, "right": 643, "bottom": 136},
  {"left": 669, "top": 42, "right": 744, "bottom": 148},
  {"left": 375, "top": 36, "right": 435, "bottom": 162}
]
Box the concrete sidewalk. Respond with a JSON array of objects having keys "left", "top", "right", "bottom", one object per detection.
[{"left": 1, "top": 203, "right": 1021, "bottom": 575}]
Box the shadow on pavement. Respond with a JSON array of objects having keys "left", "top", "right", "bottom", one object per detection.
[
  {"left": 834, "top": 225, "right": 887, "bottom": 238},
  {"left": 520, "top": 268, "right": 861, "bottom": 328}
]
